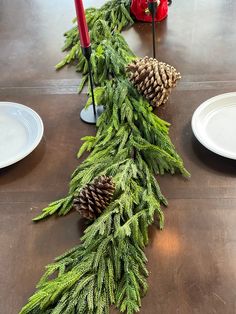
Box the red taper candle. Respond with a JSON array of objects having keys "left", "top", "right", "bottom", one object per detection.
[{"left": 74, "top": 0, "right": 90, "bottom": 48}]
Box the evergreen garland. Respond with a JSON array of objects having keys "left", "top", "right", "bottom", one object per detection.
[{"left": 20, "top": 1, "right": 189, "bottom": 314}]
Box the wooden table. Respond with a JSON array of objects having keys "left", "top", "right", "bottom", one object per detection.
[{"left": 1, "top": 1, "right": 236, "bottom": 313}]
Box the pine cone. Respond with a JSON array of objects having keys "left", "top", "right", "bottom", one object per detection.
[
  {"left": 73, "top": 175, "right": 115, "bottom": 220},
  {"left": 126, "top": 56, "right": 181, "bottom": 108}
]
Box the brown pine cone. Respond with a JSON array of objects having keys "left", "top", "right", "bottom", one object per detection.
[
  {"left": 126, "top": 56, "right": 181, "bottom": 108},
  {"left": 73, "top": 175, "right": 115, "bottom": 220}
]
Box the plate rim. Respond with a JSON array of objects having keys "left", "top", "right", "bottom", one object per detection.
[
  {"left": 0, "top": 101, "right": 44, "bottom": 168},
  {"left": 191, "top": 92, "right": 236, "bottom": 160}
]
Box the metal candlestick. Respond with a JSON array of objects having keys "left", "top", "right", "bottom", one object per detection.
[
  {"left": 148, "top": 0, "right": 160, "bottom": 59},
  {"left": 80, "top": 46, "right": 104, "bottom": 124}
]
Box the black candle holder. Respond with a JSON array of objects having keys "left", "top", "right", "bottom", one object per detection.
[
  {"left": 80, "top": 46, "right": 104, "bottom": 124},
  {"left": 148, "top": 0, "right": 160, "bottom": 59}
]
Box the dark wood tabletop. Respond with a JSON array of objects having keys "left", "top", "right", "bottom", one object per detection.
[{"left": 1, "top": 1, "right": 236, "bottom": 313}]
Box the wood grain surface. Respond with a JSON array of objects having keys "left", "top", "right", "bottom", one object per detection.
[{"left": 0, "top": 1, "right": 236, "bottom": 313}]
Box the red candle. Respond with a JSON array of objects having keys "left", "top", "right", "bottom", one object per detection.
[{"left": 74, "top": 0, "right": 90, "bottom": 48}]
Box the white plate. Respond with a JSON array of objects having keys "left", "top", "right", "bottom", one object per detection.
[
  {"left": 0, "top": 102, "right": 44, "bottom": 168},
  {"left": 192, "top": 92, "right": 236, "bottom": 159}
]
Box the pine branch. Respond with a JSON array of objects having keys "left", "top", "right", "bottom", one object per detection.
[
  {"left": 21, "top": 164, "right": 160, "bottom": 314},
  {"left": 56, "top": 28, "right": 135, "bottom": 92},
  {"left": 56, "top": 1, "right": 134, "bottom": 92}
]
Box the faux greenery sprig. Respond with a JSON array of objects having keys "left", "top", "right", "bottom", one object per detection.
[
  {"left": 20, "top": 162, "right": 159, "bottom": 314},
  {"left": 55, "top": 0, "right": 134, "bottom": 93},
  {"left": 56, "top": 19, "right": 135, "bottom": 92},
  {"left": 60, "top": 0, "right": 133, "bottom": 53}
]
